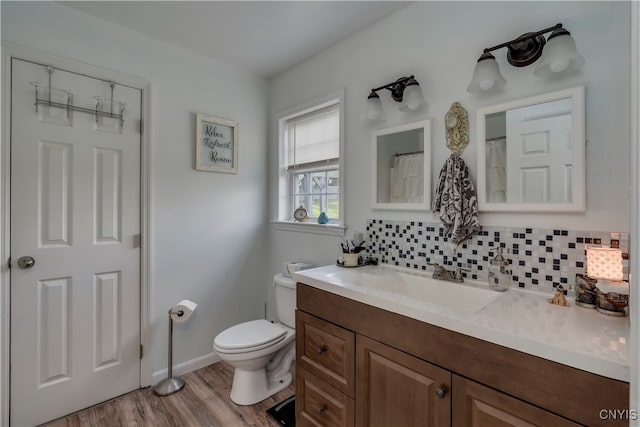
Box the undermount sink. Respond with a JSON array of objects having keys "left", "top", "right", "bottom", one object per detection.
[{"left": 325, "top": 266, "right": 503, "bottom": 313}]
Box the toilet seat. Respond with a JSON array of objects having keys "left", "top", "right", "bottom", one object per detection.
[{"left": 214, "top": 319, "right": 287, "bottom": 354}]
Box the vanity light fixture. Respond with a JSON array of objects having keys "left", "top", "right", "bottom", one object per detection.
[
  {"left": 365, "top": 75, "right": 425, "bottom": 120},
  {"left": 467, "top": 23, "right": 585, "bottom": 94}
]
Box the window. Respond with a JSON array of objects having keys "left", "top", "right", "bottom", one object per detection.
[
  {"left": 275, "top": 92, "right": 344, "bottom": 232},
  {"left": 288, "top": 104, "right": 340, "bottom": 223}
]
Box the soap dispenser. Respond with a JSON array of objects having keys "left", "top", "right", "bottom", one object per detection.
[{"left": 489, "top": 247, "right": 511, "bottom": 291}]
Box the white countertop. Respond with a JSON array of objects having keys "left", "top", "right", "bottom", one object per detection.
[{"left": 293, "top": 264, "right": 630, "bottom": 382}]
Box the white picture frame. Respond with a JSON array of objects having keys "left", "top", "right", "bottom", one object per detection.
[{"left": 195, "top": 113, "right": 238, "bottom": 173}]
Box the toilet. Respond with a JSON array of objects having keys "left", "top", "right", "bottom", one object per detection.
[{"left": 213, "top": 273, "right": 296, "bottom": 405}]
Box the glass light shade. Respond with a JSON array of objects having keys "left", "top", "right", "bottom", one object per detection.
[
  {"left": 467, "top": 55, "right": 506, "bottom": 94},
  {"left": 586, "top": 247, "right": 623, "bottom": 281},
  {"left": 365, "top": 95, "right": 383, "bottom": 120},
  {"left": 399, "top": 83, "right": 424, "bottom": 112},
  {"left": 534, "top": 33, "right": 585, "bottom": 78}
]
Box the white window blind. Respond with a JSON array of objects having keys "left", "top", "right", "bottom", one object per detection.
[{"left": 287, "top": 104, "right": 339, "bottom": 169}]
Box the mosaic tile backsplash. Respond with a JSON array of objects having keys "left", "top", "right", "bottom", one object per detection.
[{"left": 365, "top": 219, "right": 630, "bottom": 293}]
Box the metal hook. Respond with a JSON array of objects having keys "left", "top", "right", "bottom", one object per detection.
[
  {"left": 119, "top": 102, "right": 127, "bottom": 127},
  {"left": 65, "top": 89, "right": 74, "bottom": 121},
  {"left": 46, "top": 66, "right": 54, "bottom": 103},
  {"left": 30, "top": 82, "right": 43, "bottom": 112},
  {"left": 93, "top": 96, "right": 104, "bottom": 124},
  {"left": 109, "top": 82, "right": 116, "bottom": 115}
]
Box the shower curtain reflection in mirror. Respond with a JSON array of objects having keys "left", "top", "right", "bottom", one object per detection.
[
  {"left": 372, "top": 119, "right": 432, "bottom": 211},
  {"left": 486, "top": 138, "right": 506, "bottom": 202},
  {"left": 391, "top": 152, "right": 424, "bottom": 203}
]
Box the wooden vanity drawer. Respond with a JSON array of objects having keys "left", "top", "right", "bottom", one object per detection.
[
  {"left": 296, "top": 365, "right": 355, "bottom": 427},
  {"left": 296, "top": 310, "right": 355, "bottom": 396}
]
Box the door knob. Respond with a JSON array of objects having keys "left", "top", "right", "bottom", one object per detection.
[{"left": 17, "top": 256, "right": 35, "bottom": 269}]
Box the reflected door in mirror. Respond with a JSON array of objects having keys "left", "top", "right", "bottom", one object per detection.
[
  {"left": 477, "top": 86, "right": 584, "bottom": 212},
  {"left": 486, "top": 98, "right": 573, "bottom": 204}
]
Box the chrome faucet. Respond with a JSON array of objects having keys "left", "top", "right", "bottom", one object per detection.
[{"left": 427, "top": 262, "right": 471, "bottom": 283}]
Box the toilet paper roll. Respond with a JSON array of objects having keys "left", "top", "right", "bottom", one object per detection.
[{"left": 170, "top": 299, "right": 197, "bottom": 323}]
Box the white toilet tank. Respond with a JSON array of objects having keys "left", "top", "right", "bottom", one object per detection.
[{"left": 273, "top": 273, "right": 296, "bottom": 328}]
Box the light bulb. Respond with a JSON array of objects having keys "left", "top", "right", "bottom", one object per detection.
[
  {"left": 399, "top": 83, "right": 424, "bottom": 112},
  {"left": 365, "top": 93, "right": 383, "bottom": 120},
  {"left": 534, "top": 29, "right": 585, "bottom": 79},
  {"left": 549, "top": 59, "right": 570, "bottom": 73},
  {"left": 467, "top": 52, "right": 506, "bottom": 94},
  {"left": 367, "top": 109, "right": 382, "bottom": 120},
  {"left": 479, "top": 80, "right": 496, "bottom": 91}
]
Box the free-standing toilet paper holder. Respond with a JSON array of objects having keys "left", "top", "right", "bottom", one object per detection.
[{"left": 154, "top": 301, "right": 197, "bottom": 396}]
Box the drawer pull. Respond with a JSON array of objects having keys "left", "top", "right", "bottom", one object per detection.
[
  {"left": 317, "top": 345, "right": 327, "bottom": 354},
  {"left": 435, "top": 386, "right": 447, "bottom": 399},
  {"left": 316, "top": 405, "right": 326, "bottom": 415}
]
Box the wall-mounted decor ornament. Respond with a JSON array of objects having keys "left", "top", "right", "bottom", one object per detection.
[
  {"left": 195, "top": 113, "right": 238, "bottom": 173},
  {"left": 445, "top": 102, "right": 469, "bottom": 156}
]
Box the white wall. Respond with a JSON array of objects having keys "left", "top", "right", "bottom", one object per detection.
[
  {"left": 2, "top": 1, "right": 269, "bottom": 378},
  {"left": 267, "top": 1, "right": 631, "bottom": 316},
  {"left": 1, "top": 0, "right": 632, "bottom": 393}
]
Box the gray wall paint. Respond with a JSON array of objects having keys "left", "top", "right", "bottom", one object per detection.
[
  {"left": 2, "top": 2, "right": 269, "bottom": 375},
  {"left": 267, "top": 2, "right": 630, "bottom": 317}
]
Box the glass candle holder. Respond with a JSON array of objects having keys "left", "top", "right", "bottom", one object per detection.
[
  {"left": 575, "top": 274, "right": 597, "bottom": 308},
  {"left": 595, "top": 280, "right": 629, "bottom": 317}
]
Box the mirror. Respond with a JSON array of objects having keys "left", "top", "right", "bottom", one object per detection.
[
  {"left": 476, "top": 86, "right": 585, "bottom": 212},
  {"left": 372, "top": 120, "right": 431, "bottom": 210}
]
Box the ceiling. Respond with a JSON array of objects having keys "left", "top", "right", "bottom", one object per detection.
[{"left": 61, "top": 1, "right": 411, "bottom": 78}]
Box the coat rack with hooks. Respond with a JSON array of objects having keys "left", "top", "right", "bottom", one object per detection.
[{"left": 30, "top": 65, "right": 126, "bottom": 126}]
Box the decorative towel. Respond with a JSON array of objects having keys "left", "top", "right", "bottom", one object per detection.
[{"left": 432, "top": 154, "right": 481, "bottom": 249}]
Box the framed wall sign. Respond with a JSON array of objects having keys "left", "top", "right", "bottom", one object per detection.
[{"left": 195, "top": 113, "right": 238, "bottom": 173}]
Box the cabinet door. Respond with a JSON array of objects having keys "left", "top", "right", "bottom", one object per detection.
[
  {"left": 452, "top": 375, "right": 581, "bottom": 427},
  {"left": 356, "top": 335, "right": 451, "bottom": 427},
  {"left": 297, "top": 366, "right": 355, "bottom": 427}
]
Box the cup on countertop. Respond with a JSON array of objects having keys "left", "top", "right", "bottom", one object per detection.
[{"left": 343, "top": 253, "right": 360, "bottom": 267}]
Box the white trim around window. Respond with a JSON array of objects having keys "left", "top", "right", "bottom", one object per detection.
[{"left": 273, "top": 88, "right": 346, "bottom": 236}]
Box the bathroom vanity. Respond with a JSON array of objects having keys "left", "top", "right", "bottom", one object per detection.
[{"left": 293, "top": 265, "right": 629, "bottom": 427}]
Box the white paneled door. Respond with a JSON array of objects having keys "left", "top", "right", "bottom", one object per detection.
[
  {"left": 506, "top": 114, "right": 573, "bottom": 204},
  {"left": 10, "top": 59, "right": 141, "bottom": 426}
]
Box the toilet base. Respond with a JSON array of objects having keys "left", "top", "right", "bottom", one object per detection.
[
  {"left": 227, "top": 340, "right": 295, "bottom": 406},
  {"left": 230, "top": 369, "right": 292, "bottom": 405}
]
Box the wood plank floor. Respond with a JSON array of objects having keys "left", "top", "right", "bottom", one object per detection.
[{"left": 43, "top": 362, "right": 295, "bottom": 427}]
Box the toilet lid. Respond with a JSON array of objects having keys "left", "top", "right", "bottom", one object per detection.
[{"left": 214, "top": 319, "right": 287, "bottom": 351}]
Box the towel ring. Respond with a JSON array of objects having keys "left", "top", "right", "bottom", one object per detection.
[{"left": 445, "top": 102, "right": 469, "bottom": 156}]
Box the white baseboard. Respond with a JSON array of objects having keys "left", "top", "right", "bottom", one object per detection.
[{"left": 151, "top": 352, "right": 220, "bottom": 385}]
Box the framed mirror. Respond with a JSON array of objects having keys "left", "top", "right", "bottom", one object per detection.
[
  {"left": 476, "top": 86, "right": 585, "bottom": 212},
  {"left": 372, "top": 120, "right": 431, "bottom": 210}
]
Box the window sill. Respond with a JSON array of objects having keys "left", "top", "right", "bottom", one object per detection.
[{"left": 271, "top": 220, "right": 347, "bottom": 237}]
